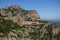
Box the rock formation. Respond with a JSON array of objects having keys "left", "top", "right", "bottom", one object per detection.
[
  {"left": 0, "top": 5, "right": 60, "bottom": 40},
  {"left": 0, "top": 5, "right": 40, "bottom": 25}
]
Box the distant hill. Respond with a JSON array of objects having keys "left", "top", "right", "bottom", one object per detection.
[{"left": 46, "top": 20, "right": 60, "bottom": 26}]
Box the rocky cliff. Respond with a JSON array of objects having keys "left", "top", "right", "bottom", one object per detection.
[
  {"left": 0, "top": 5, "right": 40, "bottom": 25},
  {"left": 0, "top": 5, "right": 60, "bottom": 40}
]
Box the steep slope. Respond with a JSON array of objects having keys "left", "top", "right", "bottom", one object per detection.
[
  {"left": 0, "top": 5, "right": 40, "bottom": 25},
  {"left": 0, "top": 5, "right": 60, "bottom": 40}
]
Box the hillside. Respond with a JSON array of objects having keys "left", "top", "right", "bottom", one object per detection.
[{"left": 0, "top": 5, "right": 60, "bottom": 40}]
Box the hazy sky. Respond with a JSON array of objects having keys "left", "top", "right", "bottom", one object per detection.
[{"left": 0, "top": 0, "right": 60, "bottom": 20}]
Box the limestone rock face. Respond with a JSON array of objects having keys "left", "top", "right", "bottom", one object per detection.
[
  {"left": 0, "top": 5, "right": 40, "bottom": 25},
  {"left": 26, "top": 10, "right": 40, "bottom": 22},
  {"left": 0, "top": 5, "right": 60, "bottom": 40}
]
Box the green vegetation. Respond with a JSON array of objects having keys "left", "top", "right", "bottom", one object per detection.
[
  {"left": 39, "top": 20, "right": 48, "bottom": 23},
  {"left": 23, "top": 10, "right": 29, "bottom": 15},
  {"left": 0, "top": 19, "right": 22, "bottom": 36}
]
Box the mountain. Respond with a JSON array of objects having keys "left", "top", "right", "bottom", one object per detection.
[
  {"left": 0, "top": 5, "right": 60, "bottom": 40},
  {"left": 46, "top": 20, "right": 60, "bottom": 26}
]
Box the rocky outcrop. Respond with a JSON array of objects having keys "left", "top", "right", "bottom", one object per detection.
[
  {"left": 0, "top": 5, "right": 40, "bottom": 25},
  {"left": 0, "top": 5, "right": 60, "bottom": 40},
  {"left": 0, "top": 19, "right": 60, "bottom": 40}
]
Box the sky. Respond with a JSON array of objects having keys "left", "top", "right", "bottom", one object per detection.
[{"left": 0, "top": 0, "right": 60, "bottom": 20}]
